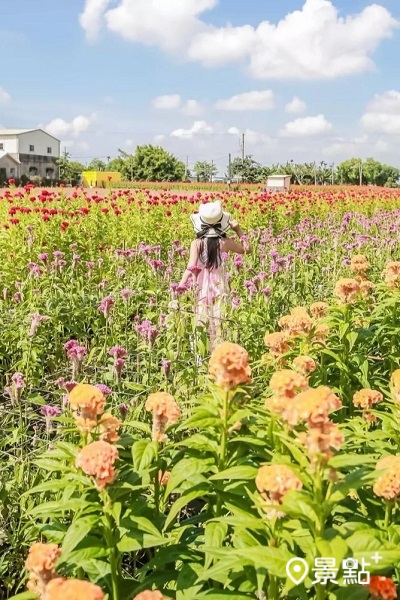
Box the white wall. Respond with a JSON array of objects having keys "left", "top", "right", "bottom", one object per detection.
[
  {"left": 18, "top": 130, "right": 60, "bottom": 157},
  {"left": 0, "top": 136, "right": 18, "bottom": 158}
]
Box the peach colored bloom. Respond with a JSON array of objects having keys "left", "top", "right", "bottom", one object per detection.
[
  {"left": 145, "top": 392, "right": 181, "bottom": 442},
  {"left": 353, "top": 389, "right": 383, "bottom": 410},
  {"left": 25, "top": 543, "right": 61, "bottom": 595},
  {"left": 256, "top": 465, "right": 302, "bottom": 518},
  {"left": 208, "top": 342, "right": 252, "bottom": 391},
  {"left": 383, "top": 261, "right": 400, "bottom": 289},
  {"left": 350, "top": 254, "right": 370, "bottom": 274},
  {"left": 313, "top": 324, "right": 330, "bottom": 344},
  {"left": 373, "top": 456, "right": 400, "bottom": 500},
  {"left": 298, "top": 422, "right": 344, "bottom": 465},
  {"left": 68, "top": 384, "right": 106, "bottom": 419},
  {"left": 45, "top": 577, "right": 105, "bottom": 600},
  {"left": 75, "top": 440, "right": 119, "bottom": 490},
  {"left": 73, "top": 415, "right": 98, "bottom": 434},
  {"left": 390, "top": 370, "right": 400, "bottom": 404},
  {"left": 98, "top": 413, "right": 121, "bottom": 443},
  {"left": 286, "top": 307, "right": 314, "bottom": 336},
  {"left": 269, "top": 370, "right": 308, "bottom": 399},
  {"left": 265, "top": 394, "right": 288, "bottom": 417},
  {"left": 282, "top": 386, "right": 342, "bottom": 427},
  {"left": 132, "top": 591, "right": 167, "bottom": 600},
  {"left": 334, "top": 278, "right": 361, "bottom": 303},
  {"left": 264, "top": 331, "right": 290, "bottom": 357},
  {"left": 292, "top": 355, "right": 316, "bottom": 376},
  {"left": 158, "top": 470, "right": 171, "bottom": 485},
  {"left": 309, "top": 302, "right": 329, "bottom": 319},
  {"left": 367, "top": 576, "right": 397, "bottom": 600},
  {"left": 359, "top": 279, "right": 375, "bottom": 297}
]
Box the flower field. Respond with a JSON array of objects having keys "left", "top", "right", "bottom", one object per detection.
[{"left": 3, "top": 184, "right": 400, "bottom": 600}]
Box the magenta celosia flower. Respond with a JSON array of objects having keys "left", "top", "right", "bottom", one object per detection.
[
  {"left": 94, "top": 383, "right": 112, "bottom": 396},
  {"left": 53, "top": 251, "right": 64, "bottom": 258},
  {"left": 38, "top": 252, "right": 48, "bottom": 262},
  {"left": 98, "top": 295, "right": 115, "bottom": 319},
  {"left": 29, "top": 313, "right": 49, "bottom": 337},
  {"left": 40, "top": 405, "right": 62, "bottom": 417},
  {"left": 27, "top": 262, "right": 43, "bottom": 278},
  {"left": 161, "top": 359, "right": 171, "bottom": 378},
  {"left": 67, "top": 345, "right": 87, "bottom": 379},
  {"left": 64, "top": 339, "right": 78, "bottom": 352},
  {"left": 13, "top": 292, "right": 21, "bottom": 303},
  {"left": 188, "top": 265, "right": 203, "bottom": 277},
  {"left": 55, "top": 377, "right": 66, "bottom": 389},
  {"left": 6, "top": 372, "right": 25, "bottom": 407},
  {"left": 118, "top": 403, "right": 130, "bottom": 419},
  {"left": 64, "top": 380, "right": 78, "bottom": 392},
  {"left": 120, "top": 289, "right": 133, "bottom": 302},
  {"left": 109, "top": 346, "right": 128, "bottom": 359},
  {"left": 159, "top": 313, "right": 167, "bottom": 327}
]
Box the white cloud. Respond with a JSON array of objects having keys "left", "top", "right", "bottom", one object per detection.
[
  {"left": 171, "top": 120, "right": 213, "bottom": 139},
  {"left": 280, "top": 114, "right": 332, "bottom": 137},
  {"left": 361, "top": 90, "right": 400, "bottom": 135},
  {"left": 79, "top": 0, "right": 112, "bottom": 42},
  {"left": 227, "top": 126, "right": 271, "bottom": 145},
  {"left": 216, "top": 90, "right": 274, "bottom": 111},
  {"left": 81, "top": 0, "right": 398, "bottom": 81},
  {"left": 227, "top": 126, "right": 240, "bottom": 136},
  {"left": 182, "top": 99, "right": 204, "bottom": 116},
  {"left": 285, "top": 96, "right": 306, "bottom": 114},
  {"left": 0, "top": 86, "right": 11, "bottom": 103},
  {"left": 43, "top": 115, "right": 94, "bottom": 139},
  {"left": 152, "top": 94, "right": 182, "bottom": 110},
  {"left": 154, "top": 134, "right": 166, "bottom": 143}
]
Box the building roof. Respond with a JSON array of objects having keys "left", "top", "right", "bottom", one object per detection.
[
  {"left": 0, "top": 153, "right": 21, "bottom": 165},
  {"left": 267, "top": 174, "right": 291, "bottom": 179},
  {"left": 0, "top": 128, "right": 61, "bottom": 142}
]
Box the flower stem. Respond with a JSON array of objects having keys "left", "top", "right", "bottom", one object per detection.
[
  {"left": 216, "top": 390, "right": 230, "bottom": 517},
  {"left": 102, "top": 492, "right": 120, "bottom": 600}
]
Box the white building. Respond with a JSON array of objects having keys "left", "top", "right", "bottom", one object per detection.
[
  {"left": 265, "top": 174, "right": 291, "bottom": 192},
  {"left": 0, "top": 129, "right": 61, "bottom": 182}
]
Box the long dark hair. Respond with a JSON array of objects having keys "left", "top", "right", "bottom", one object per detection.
[{"left": 199, "top": 236, "right": 224, "bottom": 270}]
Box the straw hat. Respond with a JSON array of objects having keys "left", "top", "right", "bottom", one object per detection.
[{"left": 190, "top": 201, "right": 232, "bottom": 238}]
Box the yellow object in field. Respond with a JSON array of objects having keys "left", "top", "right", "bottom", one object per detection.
[{"left": 81, "top": 171, "right": 121, "bottom": 188}]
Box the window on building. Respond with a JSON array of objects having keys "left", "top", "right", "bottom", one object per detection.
[
  {"left": 0, "top": 143, "right": 3, "bottom": 150},
  {"left": 10, "top": 168, "right": 15, "bottom": 175},
  {"left": 47, "top": 147, "right": 52, "bottom": 154},
  {"left": 29, "top": 145, "right": 34, "bottom": 151}
]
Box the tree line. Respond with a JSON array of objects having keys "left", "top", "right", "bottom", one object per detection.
[{"left": 56, "top": 146, "right": 400, "bottom": 187}]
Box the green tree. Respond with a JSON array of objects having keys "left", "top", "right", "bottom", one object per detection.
[
  {"left": 128, "top": 145, "right": 185, "bottom": 181},
  {"left": 337, "top": 157, "right": 399, "bottom": 186},
  {"left": 56, "top": 153, "right": 86, "bottom": 184},
  {"left": 193, "top": 160, "right": 217, "bottom": 182},
  {"left": 87, "top": 158, "right": 107, "bottom": 171},
  {"left": 230, "top": 156, "right": 264, "bottom": 183}
]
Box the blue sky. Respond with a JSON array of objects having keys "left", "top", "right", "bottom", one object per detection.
[{"left": 1, "top": 0, "right": 400, "bottom": 173}]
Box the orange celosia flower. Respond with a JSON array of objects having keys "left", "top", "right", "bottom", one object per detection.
[
  {"left": 373, "top": 455, "right": 400, "bottom": 500},
  {"left": 309, "top": 302, "right": 329, "bottom": 319},
  {"left": 390, "top": 370, "right": 400, "bottom": 404},
  {"left": 269, "top": 369, "right": 308, "bottom": 399},
  {"left": 286, "top": 307, "right": 314, "bottom": 336},
  {"left": 264, "top": 331, "right": 290, "bottom": 356},
  {"left": 68, "top": 384, "right": 106, "bottom": 419},
  {"left": 45, "top": 577, "right": 105, "bottom": 600},
  {"left": 98, "top": 413, "right": 121, "bottom": 443},
  {"left": 292, "top": 355, "right": 317, "bottom": 376},
  {"left": 282, "top": 386, "right": 342, "bottom": 427},
  {"left": 158, "top": 470, "right": 171, "bottom": 485},
  {"left": 25, "top": 543, "right": 61, "bottom": 595},
  {"left": 313, "top": 324, "right": 330, "bottom": 343},
  {"left": 73, "top": 416, "right": 98, "bottom": 434},
  {"left": 208, "top": 342, "right": 252, "bottom": 391},
  {"left": 75, "top": 440, "right": 119, "bottom": 490},
  {"left": 145, "top": 392, "right": 181, "bottom": 442},
  {"left": 359, "top": 279, "right": 375, "bottom": 297},
  {"left": 383, "top": 261, "right": 400, "bottom": 289},
  {"left": 256, "top": 465, "right": 302, "bottom": 518},
  {"left": 334, "top": 278, "right": 361, "bottom": 303},
  {"left": 132, "top": 591, "right": 167, "bottom": 600},
  {"left": 350, "top": 254, "right": 370, "bottom": 274},
  {"left": 353, "top": 389, "right": 383, "bottom": 410},
  {"left": 368, "top": 576, "right": 397, "bottom": 600},
  {"left": 298, "top": 421, "right": 344, "bottom": 465}
]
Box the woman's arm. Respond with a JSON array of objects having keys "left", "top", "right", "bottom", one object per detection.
[
  {"left": 179, "top": 240, "right": 199, "bottom": 286},
  {"left": 230, "top": 219, "right": 245, "bottom": 239}
]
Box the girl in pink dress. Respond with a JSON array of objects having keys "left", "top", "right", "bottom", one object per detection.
[{"left": 179, "top": 201, "right": 246, "bottom": 349}]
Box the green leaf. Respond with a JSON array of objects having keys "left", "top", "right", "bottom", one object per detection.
[
  {"left": 165, "top": 457, "right": 211, "bottom": 496},
  {"left": 131, "top": 440, "right": 157, "bottom": 471},
  {"left": 204, "top": 522, "right": 228, "bottom": 569},
  {"left": 209, "top": 466, "right": 258, "bottom": 481},
  {"left": 163, "top": 482, "right": 210, "bottom": 531},
  {"left": 62, "top": 514, "right": 99, "bottom": 559}
]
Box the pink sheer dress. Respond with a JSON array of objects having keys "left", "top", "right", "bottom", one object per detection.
[{"left": 195, "top": 240, "right": 228, "bottom": 346}]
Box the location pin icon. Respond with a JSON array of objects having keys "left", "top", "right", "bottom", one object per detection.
[{"left": 286, "top": 557, "right": 309, "bottom": 585}]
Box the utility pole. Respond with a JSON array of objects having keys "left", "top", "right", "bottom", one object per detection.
[
  {"left": 331, "top": 163, "right": 335, "bottom": 186},
  {"left": 359, "top": 159, "right": 363, "bottom": 186},
  {"left": 185, "top": 155, "right": 189, "bottom": 180},
  {"left": 241, "top": 133, "right": 245, "bottom": 163},
  {"left": 211, "top": 159, "right": 214, "bottom": 183},
  {"left": 228, "top": 153, "right": 232, "bottom": 191}
]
